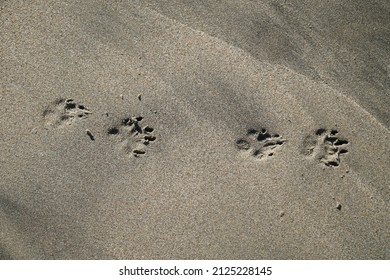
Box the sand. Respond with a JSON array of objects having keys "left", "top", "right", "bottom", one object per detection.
[{"left": 0, "top": 0, "right": 389, "bottom": 259}]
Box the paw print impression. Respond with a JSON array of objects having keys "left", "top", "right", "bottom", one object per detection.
[
  {"left": 303, "top": 129, "right": 349, "bottom": 167},
  {"left": 43, "top": 98, "right": 91, "bottom": 127},
  {"left": 107, "top": 115, "right": 156, "bottom": 158},
  {"left": 236, "top": 128, "right": 286, "bottom": 160}
]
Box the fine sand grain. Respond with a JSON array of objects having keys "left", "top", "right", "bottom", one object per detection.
[{"left": 1, "top": 0, "right": 389, "bottom": 259}]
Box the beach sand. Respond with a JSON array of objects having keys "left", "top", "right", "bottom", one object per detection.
[{"left": 1, "top": 0, "right": 389, "bottom": 259}]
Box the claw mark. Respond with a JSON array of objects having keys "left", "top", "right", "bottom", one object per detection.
[
  {"left": 236, "top": 128, "right": 286, "bottom": 160},
  {"left": 43, "top": 98, "right": 91, "bottom": 127},
  {"left": 107, "top": 115, "right": 156, "bottom": 158},
  {"left": 302, "top": 129, "right": 349, "bottom": 167}
]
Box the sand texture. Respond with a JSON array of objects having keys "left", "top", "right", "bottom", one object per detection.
[{"left": 1, "top": 0, "right": 389, "bottom": 259}]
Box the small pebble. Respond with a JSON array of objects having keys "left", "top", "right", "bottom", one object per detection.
[{"left": 86, "top": 129, "right": 95, "bottom": 141}]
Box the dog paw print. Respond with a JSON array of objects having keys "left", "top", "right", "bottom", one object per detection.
[
  {"left": 107, "top": 115, "right": 156, "bottom": 157},
  {"left": 235, "top": 128, "right": 286, "bottom": 160},
  {"left": 43, "top": 98, "right": 91, "bottom": 127},
  {"left": 303, "top": 129, "right": 349, "bottom": 167}
]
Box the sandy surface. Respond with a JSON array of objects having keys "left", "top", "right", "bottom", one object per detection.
[{"left": 1, "top": 0, "right": 389, "bottom": 259}]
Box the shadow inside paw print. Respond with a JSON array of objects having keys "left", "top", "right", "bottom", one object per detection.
[
  {"left": 236, "top": 128, "right": 286, "bottom": 160},
  {"left": 107, "top": 115, "right": 156, "bottom": 157},
  {"left": 43, "top": 98, "right": 91, "bottom": 127},
  {"left": 303, "top": 129, "right": 349, "bottom": 167}
]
